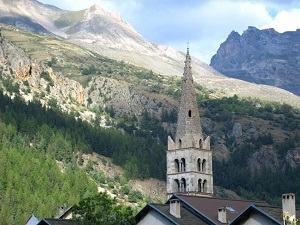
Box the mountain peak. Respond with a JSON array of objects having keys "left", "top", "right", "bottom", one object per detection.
[
  {"left": 111, "top": 10, "right": 122, "bottom": 21},
  {"left": 89, "top": 4, "right": 106, "bottom": 14},
  {"left": 210, "top": 27, "right": 300, "bottom": 96},
  {"left": 227, "top": 30, "right": 240, "bottom": 40},
  {"left": 87, "top": 4, "right": 122, "bottom": 21}
]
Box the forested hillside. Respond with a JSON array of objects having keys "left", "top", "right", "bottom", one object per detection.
[
  {"left": 1, "top": 22, "right": 300, "bottom": 224},
  {"left": 201, "top": 96, "right": 300, "bottom": 206},
  {"left": 0, "top": 89, "right": 167, "bottom": 223},
  {"left": 0, "top": 94, "right": 98, "bottom": 224},
  {"left": 1, "top": 75, "right": 300, "bottom": 223}
]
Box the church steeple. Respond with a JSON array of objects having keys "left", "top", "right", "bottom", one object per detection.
[
  {"left": 166, "top": 48, "right": 213, "bottom": 197},
  {"left": 175, "top": 47, "right": 203, "bottom": 149}
]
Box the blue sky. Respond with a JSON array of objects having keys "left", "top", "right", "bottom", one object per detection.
[{"left": 38, "top": 0, "right": 300, "bottom": 63}]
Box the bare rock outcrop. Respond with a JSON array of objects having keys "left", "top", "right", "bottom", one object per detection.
[
  {"left": 248, "top": 146, "right": 280, "bottom": 174},
  {"left": 285, "top": 148, "right": 300, "bottom": 168},
  {"left": 0, "top": 35, "right": 87, "bottom": 109},
  {"left": 231, "top": 123, "right": 242, "bottom": 138},
  {"left": 87, "top": 76, "right": 174, "bottom": 118},
  {"left": 210, "top": 26, "right": 300, "bottom": 96}
]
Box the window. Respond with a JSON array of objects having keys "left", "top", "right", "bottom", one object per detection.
[
  {"left": 188, "top": 110, "right": 191, "bottom": 117},
  {"left": 203, "top": 180, "right": 207, "bottom": 193},
  {"left": 174, "top": 179, "right": 179, "bottom": 192},
  {"left": 198, "top": 179, "right": 202, "bottom": 192},
  {"left": 226, "top": 207, "right": 237, "bottom": 213},
  {"left": 180, "top": 158, "right": 186, "bottom": 172},
  {"left": 197, "top": 158, "right": 201, "bottom": 171},
  {"left": 175, "top": 159, "right": 186, "bottom": 172},
  {"left": 202, "top": 159, "right": 206, "bottom": 172},
  {"left": 180, "top": 178, "right": 186, "bottom": 192},
  {"left": 174, "top": 159, "right": 179, "bottom": 172}
]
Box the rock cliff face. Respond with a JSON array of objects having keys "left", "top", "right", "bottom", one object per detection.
[
  {"left": 0, "top": 34, "right": 87, "bottom": 112},
  {"left": 0, "top": 0, "right": 220, "bottom": 78},
  {"left": 87, "top": 76, "right": 173, "bottom": 118},
  {"left": 2, "top": 1, "right": 300, "bottom": 108},
  {"left": 0, "top": 31, "right": 174, "bottom": 125},
  {"left": 210, "top": 26, "right": 300, "bottom": 96}
]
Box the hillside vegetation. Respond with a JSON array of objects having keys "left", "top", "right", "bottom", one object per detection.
[
  {"left": 1, "top": 23, "right": 300, "bottom": 223},
  {"left": 201, "top": 95, "right": 300, "bottom": 205},
  {"left": 0, "top": 89, "right": 167, "bottom": 223},
  {"left": 0, "top": 95, "right": 98, "bottom": 224}
]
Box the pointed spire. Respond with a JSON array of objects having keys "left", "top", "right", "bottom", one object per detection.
[
  {"left": 175, "top": 48, "right": 203, "bottom": 148},
  {"left": 183, "top": 46, "right": 193, "bottom": 82}
]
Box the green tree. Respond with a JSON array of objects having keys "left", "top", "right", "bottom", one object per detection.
[
  {"left": 47, "top": 56, "right": 57, "bottom": 67},
  {"left": 73, "top": 192, "right": 135, "bottom": 225}
]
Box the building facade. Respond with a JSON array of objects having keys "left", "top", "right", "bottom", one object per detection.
[{"left": 166, "top": 48, "right": 213, "bottom": 197}]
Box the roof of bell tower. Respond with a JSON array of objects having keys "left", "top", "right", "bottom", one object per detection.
[{"left": 175, "top": 48, "right": 203, "bottom": 146}]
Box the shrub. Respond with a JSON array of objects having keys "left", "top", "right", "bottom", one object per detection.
[{"left": 120, "top": 184, "right": 131, "bottom": 195}]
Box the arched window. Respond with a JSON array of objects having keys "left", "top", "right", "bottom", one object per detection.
[
  {"left": 173, "top": 179, "right": 179, "bottom": 192},
  {"left": 198, "top": 179, "right": 202, "bottom": 192},
  {"left": 180, "top": 178, "right": 186, "bottom": 192},
  {"left": 202, "top": 159, "right": 206, "bottom": 172},
  {"left": 197, "top": 158, "right": 201, "bottom": 171},
  {"left": 179, "top": 139, "right": 182, "bottom": 149},
  {"left": 203, "top": 180, "right": 207, "bottom": 193},
  {"left": 199, "top": 139, "right": 202, "bottom": 148},
  {"left": 180, "top": 158, "right": 186, "bottom": 172},
  {"left": 188, "top": 110, "right": 191, "bottom": 117},
  {"left": 174, "top": 159, "right": 179, "bottom": 172}
]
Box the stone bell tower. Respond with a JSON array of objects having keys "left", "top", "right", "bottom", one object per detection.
[{"left": 166, "top": 48, "right": 213, "bottom": 197}]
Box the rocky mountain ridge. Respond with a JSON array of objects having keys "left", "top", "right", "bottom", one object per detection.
[
  {"left": 0, "top": 0, "right": 217, "bottom": 77},
  {"left": 1, "top": 0, "right": 300, "bottom": 108},
  {"left": 210, "top": 26, "right": 300, "bottom": 96},
  {"left": 2, "top": 22, "right": 299, "bottom": 165},
  {"left": 0, "top": 24, "right": 178, "bottom": 125}
]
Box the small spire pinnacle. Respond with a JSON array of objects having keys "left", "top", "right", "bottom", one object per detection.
[{"left": 187, "top": 41, "right": 190, "bottom": 55}]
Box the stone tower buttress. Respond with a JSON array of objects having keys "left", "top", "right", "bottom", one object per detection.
[{"left": 166, "top": 48, "right": 213, "bottom": 197}]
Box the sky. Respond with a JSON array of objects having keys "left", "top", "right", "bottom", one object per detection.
[{"left": 38, "top": 0, "right": 300, "bottom": 63}]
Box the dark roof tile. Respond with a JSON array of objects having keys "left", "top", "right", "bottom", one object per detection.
[
  {"left": 174, "top": 194, "right": 269, "bottom": 224},
  {"left": 38, "top": 219, "right": 78, "bottom": 225},
  {"left": 153, "top": 204, "right": 212, "bottom": 225}
]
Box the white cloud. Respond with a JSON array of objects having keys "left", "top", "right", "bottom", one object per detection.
[
  {"left": 262, "top": 9, "right": 300, "bottom": 32},
  {"left": 154, "top": 1, "right": 273, "bottom": 63},
  {"left": 38, "top": 0, "right": 300, "bottom": 63}
]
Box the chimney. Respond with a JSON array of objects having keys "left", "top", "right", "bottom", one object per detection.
[
  {"left": 282, "top": 193, "right": 296, "bottom": 218},
  {"left": 218, "top": 207, "right": 227, "bottom": 223},
  {"left": 170, "top": 199, "right": 181, "bottom": 218}
]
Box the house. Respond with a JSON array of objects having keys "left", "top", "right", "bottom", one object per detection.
[
  {"left": 230, "top": 205, "right": 282, "bottom": 225},
  {"left": 24, "top": 214, "right": 39, "bottom": 225},
  {"left": 136, "top": 193, "right": 299, "bottom": 225},
  {"left": 24, "top": 206, "right": 75, "bottom": 225},
  {"left": 231, "top": 193, "right": 300, "bottom": 225},
  {"left": 37, "top": 218, "right": 78, "bottom": 225}
]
